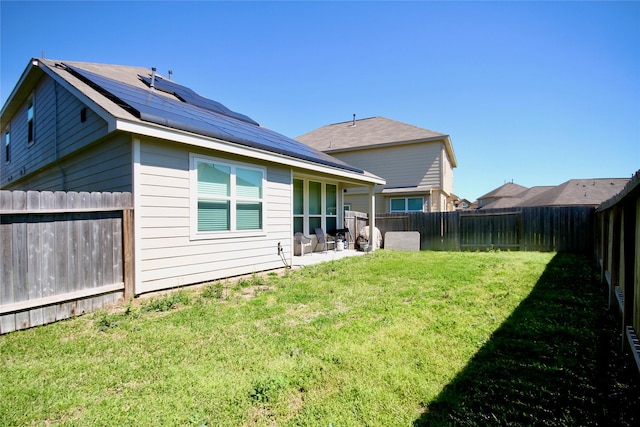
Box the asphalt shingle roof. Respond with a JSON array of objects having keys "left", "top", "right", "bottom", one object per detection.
[
  {"left": 479, "top": 179, "right": 629, "bottom": 209},
  {"left": 296, "top": 116, "right": 448, "bottom": 152}
]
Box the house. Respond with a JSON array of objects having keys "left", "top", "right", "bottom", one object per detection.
[
  {"left": 454, "top": 198, "right": 475, "bottom": 210},
  {"left": 296, "top": 116, "right": 457, "bottom": 213},
  {"left": 476, "top": 179, "right": 630, "bottom": 209},
  {"left": 0, "top": 59, "right": 384, "bottom": 295}
]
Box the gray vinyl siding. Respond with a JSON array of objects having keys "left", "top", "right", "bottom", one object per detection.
[
  {"left": 343, "top": 193, "right": 372, "bottom": 214},
  {"left": 1, "top": 133, "right": 132, "bottom": 192},
  {"left": 333, "top": 142, "right": 443, "bottom": 189},
  {"left": 1, "top": 75, "right": 109, "bottom": 189},
  {"left": 137, "top": 139, "right": 292, "bottom": 294}
]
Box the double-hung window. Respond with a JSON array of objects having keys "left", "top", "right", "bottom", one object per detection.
[
  {"left": 390, "top": 197, "right": 424, "bottom": 212},
  {"left": 191, "top": 154, "right": 265, "bottom": 238}
]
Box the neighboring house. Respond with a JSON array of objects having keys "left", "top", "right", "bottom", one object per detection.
[
  {"left": 454, "top": 198, "right": 475, "bottom": 210},
  {"left": 476, "top": 182, "right": 529, "bottom": 209},
  {"left": 0, "top": 58, "right": 384, "bottom": 295},
  {"left": 477, "top": 179, "right": 630, "bottom": 209},
  {"left": 296, "top": 116, "right": 457, "bottom": 213}
]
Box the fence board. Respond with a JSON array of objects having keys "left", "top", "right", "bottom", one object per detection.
[
  {"left": 372, "top": 207, "right": 594, "bottom": 253},
  {"left": 27, "top": 191, "right": 43, "bottom": 327},
  {"left": 54, "top": 191, "right": 71, "bottom": 321},
  {"left": 0, "top": 190, "right": 132, "bottom": 334},
  {"left": 41, "top": 191, "right": 57, "bottom": 324},
  {"left": 0, "top": 191, "right": 15, "bottom": 333},
  {"left": 12, "top": 192, "right": 29, "bottom": 329}
]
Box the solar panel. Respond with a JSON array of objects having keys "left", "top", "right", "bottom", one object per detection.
[
  {"left": 63, "top": 64, "right": 363, "bottom": 174},
  {"left": 138, "top": 74, "right": 259, "bottom": 126}
]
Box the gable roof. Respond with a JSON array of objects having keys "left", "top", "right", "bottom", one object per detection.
[
  {"left": 1, "top": 59, "right": 384, "bottom": 185},
  {"left": 478, "top": 182, "right": 529, "bottom": 200},
  {"left": 480, "top": 186, "right": 554, "bottom": 209},
  {"left": 523, "top": 178, "right": 629, "bottom": 207},
  {"left": 478, "top": 178, "right": 630, "bottom": 209},
  {"left": 296, "top": 116, "right": 457, "bottom": 167}
]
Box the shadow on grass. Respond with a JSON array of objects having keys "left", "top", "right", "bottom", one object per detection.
[{"left": 416, "top": 253, "right": 640, "bottom": 427}]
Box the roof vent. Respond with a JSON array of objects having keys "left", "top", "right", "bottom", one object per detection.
[
  {"left": 351, "top": 113, "right": 356, "bottom": 127},
  {"left": 150, "top": 67, "right": 157, "bottom": 89},
  {"left": 168, "top": 70, "right": 173, "bottom": 81}
]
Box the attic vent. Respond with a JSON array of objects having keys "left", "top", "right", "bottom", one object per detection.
[{"left": 351, "top": 113, "right": 356, "bottom": 127}]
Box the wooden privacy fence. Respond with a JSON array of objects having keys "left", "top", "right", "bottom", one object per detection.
[
  {"left": 371, "top": 206, "right": 595, "bottom": 253},
  {"left": 0, "top": 191, "right": 134, "bottom": 334},
  {"left": 594, "top": 171, "right": 640, "bottom": 374},
  {"left": 344, "top": 211, "right": 369, "bottom": 248}
]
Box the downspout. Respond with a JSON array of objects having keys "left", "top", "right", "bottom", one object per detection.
[{"left": 53, "top": 81, "right": 66, "bottom": 190}]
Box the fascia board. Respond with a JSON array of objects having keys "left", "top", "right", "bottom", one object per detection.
[
  {"left": 117, "top": 119, "right": 385, "bottom": 186},
  {"left": 324, "top": 135, "right": 451, "bottom": 154},
  {"left": 444, "top": 136, "right": 457, "bottom": 167},
  {"left": 0, "top": 59, "right": 35, "bottom": 117}
]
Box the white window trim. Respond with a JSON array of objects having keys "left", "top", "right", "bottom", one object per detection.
[
  {"left": 293, "top": 177, "right": 340, "bottom": 235},
  {"left": 390, "top": 196, "right": 425, "bottom": 213},
  {"left": 190, "top": 153, "right": 266, "bottom": 240}
]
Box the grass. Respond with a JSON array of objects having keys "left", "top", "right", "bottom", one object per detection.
[{"left": 0, "top": 251, "right": 637, "bottom": 426}]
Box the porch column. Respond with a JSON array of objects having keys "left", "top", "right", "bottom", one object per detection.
[{"left": 369, "top": 185, "right": 376, "bottom": 252}]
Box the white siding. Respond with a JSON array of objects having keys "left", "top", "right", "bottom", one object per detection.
[
  {"left": 137, "top": 139, "right": 292, "bottom": 294},
  {"left": 334, "top": 142, "right": 442, "bottom": 189}
]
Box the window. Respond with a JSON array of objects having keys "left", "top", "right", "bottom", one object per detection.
[
  {"left": 4, "top": 127, "right": 9, "bottom": 163},
  {"left": 191, "top": 155, "right": 265, "bottom": 238},
  {"left": 293, "top": 178, "right": 338, "bottom": 235},
  {"left": 27, "top": 96, "right": 34, "bottom": 144},
  {"left": 390, "top": 197, "right": 424, "bottom": 212}
]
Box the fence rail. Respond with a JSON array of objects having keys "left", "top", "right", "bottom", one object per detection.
[
  {"left": 373, "top": 206, "right": 594, "bottom": 253},
  {"left": 0, "top": 190, "right": 133, "bottom": 334},
  {"left": 594, "top": 170, "right": 640, "bottom": 374}
]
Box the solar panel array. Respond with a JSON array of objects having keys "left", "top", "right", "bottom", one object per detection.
[
  {"left": 138, "top": 74, "right": 259, "bottom": 126},
  {"left": 63, "top": 64, "right": 364, "bottom": 174}
]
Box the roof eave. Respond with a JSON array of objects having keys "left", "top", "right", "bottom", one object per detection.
[
  {"left": 322, "top": 134, "right": 452, "bottom": 154},
  {"left": 117, "top": 119, "right": 385, "bottom": 186},
  {"left": 444, "top": 135, "right": 457, "bottom": 168},
  {"left": 1, "top": 58, "right": 42, "bottom": 126}
]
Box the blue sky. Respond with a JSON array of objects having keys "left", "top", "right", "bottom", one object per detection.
[{"left": 1, "top": 1, "right": 639, "bottom": 200}]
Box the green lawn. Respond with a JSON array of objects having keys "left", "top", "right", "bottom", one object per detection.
[{"left": 1, "top": 251, "right": 637, "bottom": 426}]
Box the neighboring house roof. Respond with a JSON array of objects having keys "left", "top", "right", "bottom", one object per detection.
[
  {"left": 522, "top": 178, "right": 630, "bottom": 207},
  {"left": 480, "top": 186, "right": 554, "bottom": 209},
  {"left": 296, "top": 116, "right": 457, "bottom": 167},
  {"left": 478, "top": 182, "right": 529, "bottom": 200},
  {"left": 1, "top": 59, "right": 384, "bottom": 185},
  {"left": 478, "top": 179, "right": 630, "bottom": 209}
]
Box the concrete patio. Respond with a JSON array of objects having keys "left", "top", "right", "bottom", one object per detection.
[{"left": 291, "top": 248, "right": 365, "bottom": 268}]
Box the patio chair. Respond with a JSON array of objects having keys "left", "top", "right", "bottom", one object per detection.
[
  {"left": 294, "top": 232, "right": 312, "bottom": 256},
  {"left": 314, "top": 228, "right": 336, "bottom": 253}
]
